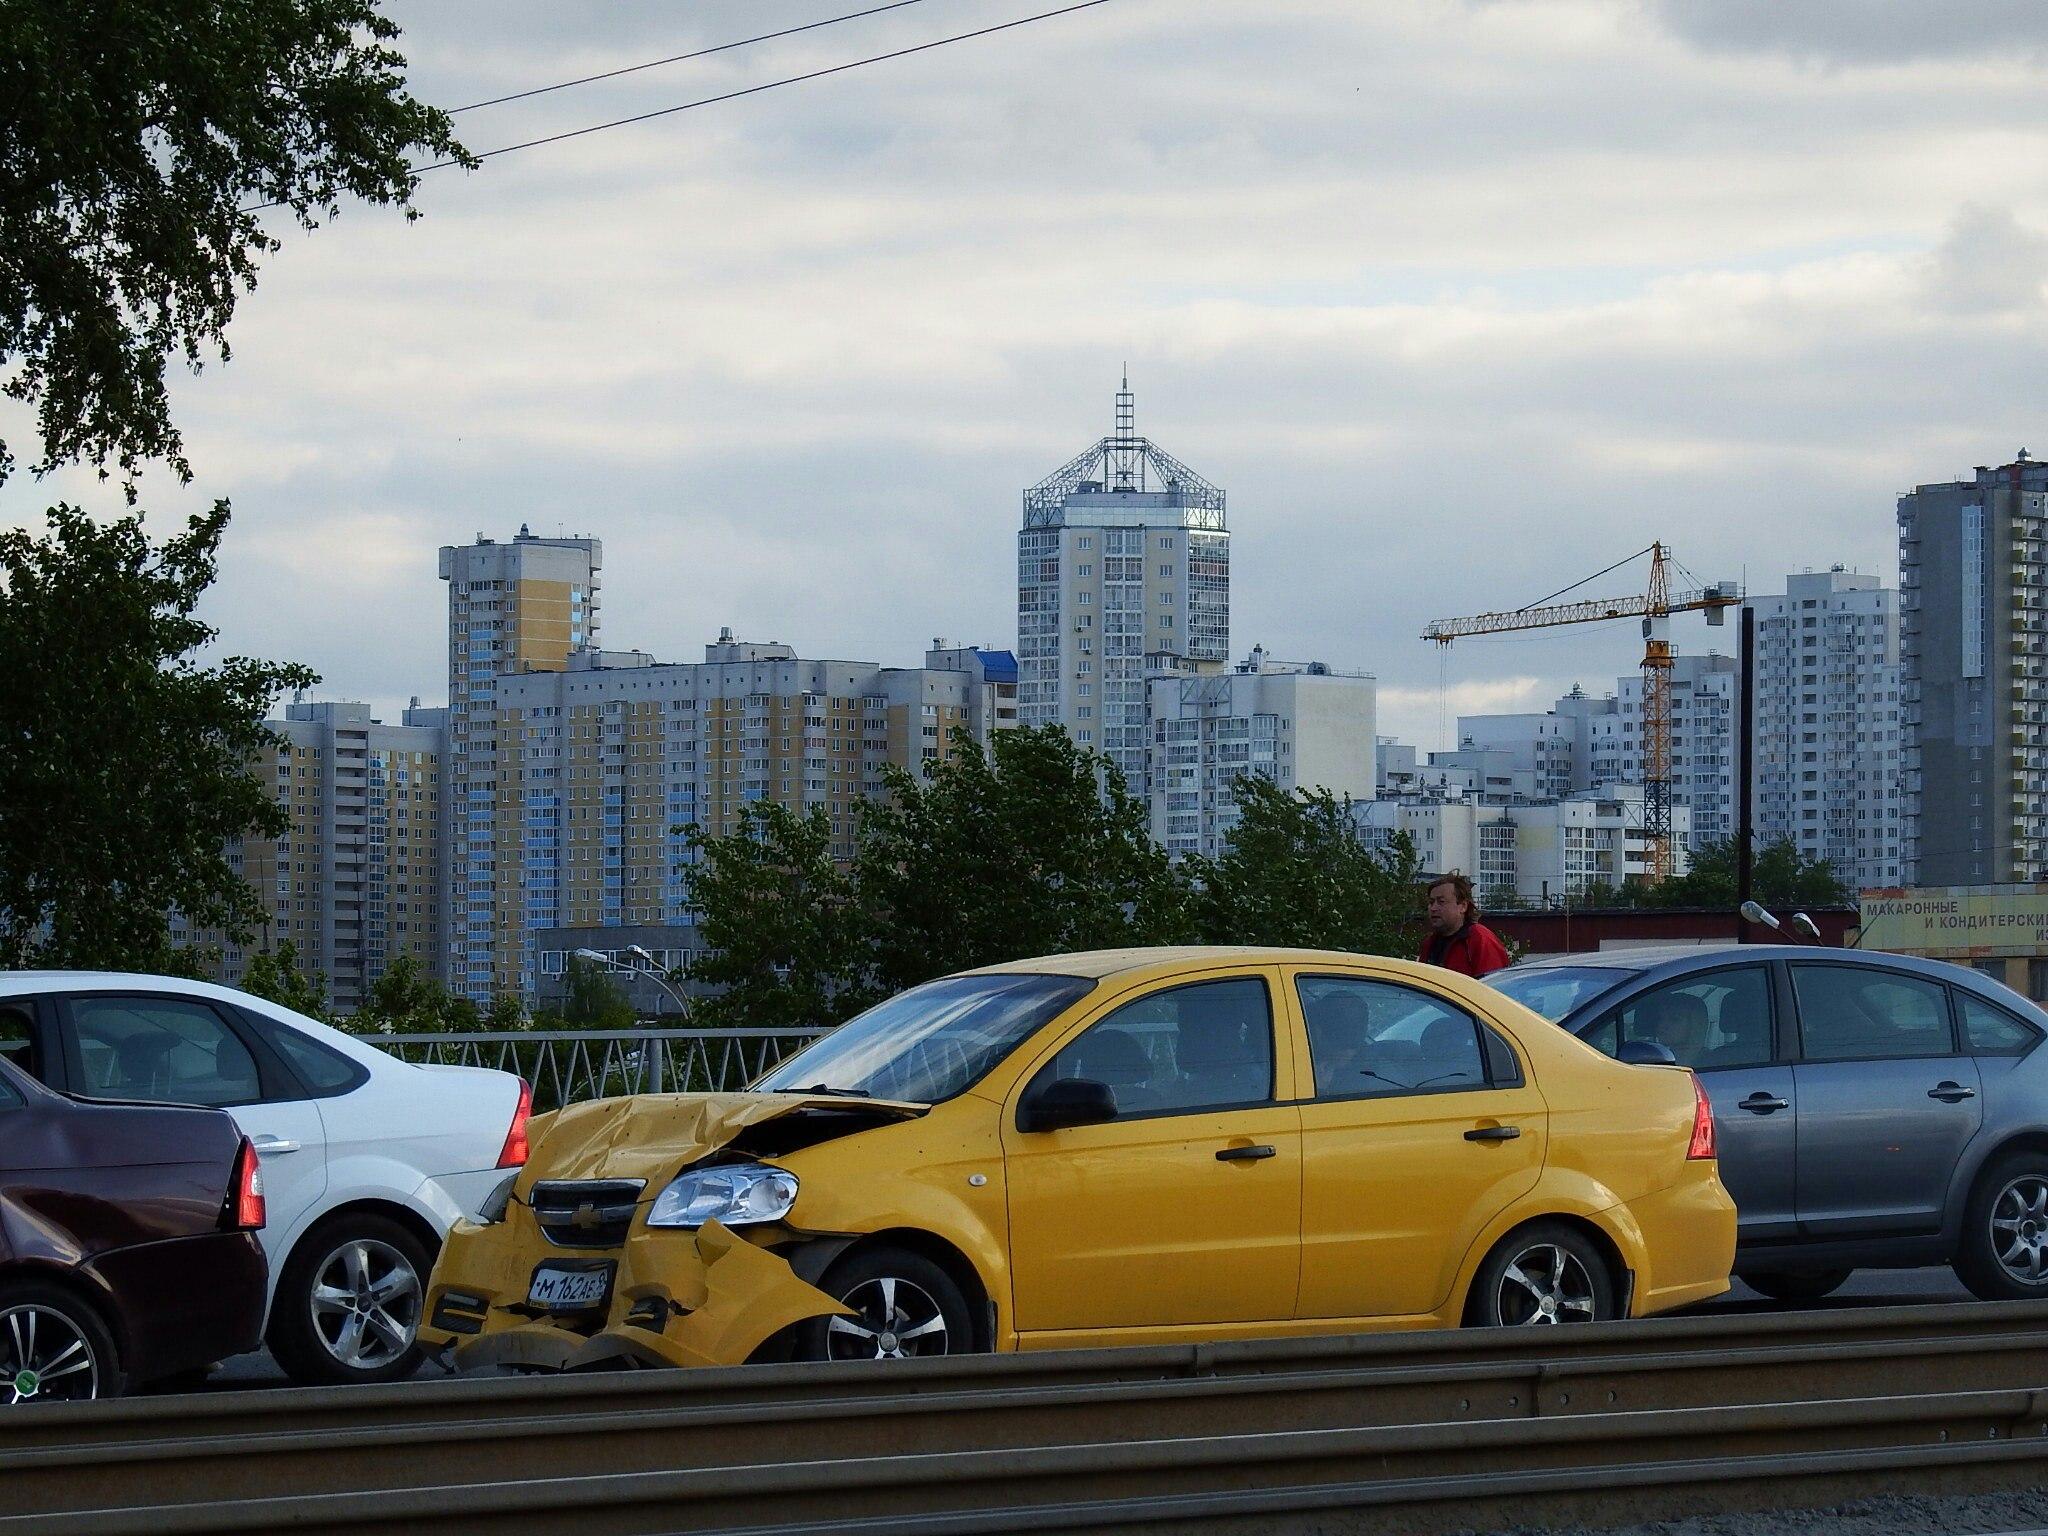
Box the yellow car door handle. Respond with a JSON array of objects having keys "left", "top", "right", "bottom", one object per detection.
[
  {"left": 1215, "top": 1144, "right": 1277, "bottom": 1162},
  {"left": 1464, "top": 1125, "right": 1520, "bottom": 1142}
]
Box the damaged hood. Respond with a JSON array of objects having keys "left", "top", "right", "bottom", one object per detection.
[{"left": 517, "top": 1092, "right": 928, "bottom": 1189}]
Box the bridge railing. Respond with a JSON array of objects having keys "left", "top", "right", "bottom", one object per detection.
[{"left": 371, "top": 1028, "right": 831, "bottom": 1110}]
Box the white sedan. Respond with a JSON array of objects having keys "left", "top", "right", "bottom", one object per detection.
[{"left": 0, "top": 973, "right": 527, "bottom": 1386}]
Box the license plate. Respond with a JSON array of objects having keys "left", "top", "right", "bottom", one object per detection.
[{"left": 528, "top": 1262, "right": 613, "bottom": 1311}]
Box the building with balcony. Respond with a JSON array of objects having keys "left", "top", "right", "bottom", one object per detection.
[
  {"left": 1898, "top": 454, "right": 2048, "bottom": 885},
  {"left": 177, "top": 699, "right": 445, "bottom": 1013},
  {"left": 1018, "top": 377, "right": 1228, "bottom": 798},
  {"left": 1145, "top": 647, "right": 1376, "bottom": 857}
]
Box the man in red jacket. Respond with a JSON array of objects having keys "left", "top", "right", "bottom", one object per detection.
[{"left": 1418, "top": 872, "right": 1511, "bottom": 978}]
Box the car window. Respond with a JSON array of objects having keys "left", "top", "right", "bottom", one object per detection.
[
  {"left": 1486, "top": 966, "right": 1628, "bottom": 1023},
  {"left": 66, "top": 996, "right": 263, "bottom": 1107},
  {"left": 755, "top": 973, "right": 1096, "bottom": 1103},
  {"left": 1584, "top": 967, "right": 1774, "bottom": 1071},
  {"left": 1296, "top": 975, "right": 1489, "bottom": 1099},
  {"left": 0, "top": 1062, "right": 23, "bottom": 1110},
  {"left": 251, "top": 1016, "right": 363, "bottom": 1095},
  {"left": 1791, "top": 965, "right": 1954, "bottom": 1063},
  {"left": 0, "top": 1003, "right": 39, "bottom": 1080},
  {"left": 1037, "top": 977, "right": 1273, "bottom": 1118},
  {"left": 1959, "top": 992, "right": 2040, "bottom": 1057}
]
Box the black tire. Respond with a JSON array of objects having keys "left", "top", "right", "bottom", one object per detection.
[
  {"left": 267, "top": 1214, "right": 431, "bottom": 1386},
  {"left": 1468, "top": 1221, "right": 1617, "bottom": 1327},
  {"left": 792, "top": 1245, "right": 973, "bottom": 1362},
  {"left": 1956, "top": 1152, "right": 2048, "bottom": 1302},
  {"left": 1737, "top": 1269, "right": 1853, "bottom": 1305},
  {"left": 0, "top": 1282, "right": 122, "bottom": 1404}
]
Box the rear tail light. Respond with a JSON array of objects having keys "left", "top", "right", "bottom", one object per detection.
[
  {"left": 1686, "top": 1072, "right": 1716, "bottom": 1161},
  {"left": 230, "top": 1136, "right": 267, "bottom": 1230},
  {"left": 497, "top": 1078, "right": 533, "bottom": 1169}
]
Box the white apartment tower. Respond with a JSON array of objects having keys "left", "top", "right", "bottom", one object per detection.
[
  {"left": 1018, "top": 378, "right": 1228, "bottom": 795},
  {"left": 438, "top": 527, "right": 601, "bottom": 1001},
  {"left": 1750, "top": 568, "right": 1903, "bottom": 893},
  {"left": 1147, "top": 648, "right": 1377, "bottom": 857}
]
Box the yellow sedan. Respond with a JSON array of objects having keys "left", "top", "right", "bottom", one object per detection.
[{"left": 419, "top": 947, "right": 1734, "bottom": 1370}]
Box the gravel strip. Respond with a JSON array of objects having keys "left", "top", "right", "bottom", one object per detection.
[{"left": 1479, "top": 1490, "right": 2048, "bottom": 1536}]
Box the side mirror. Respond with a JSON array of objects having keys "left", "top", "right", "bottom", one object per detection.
[
  {"left": 1617, "top": 1039, "right": 1679, "bottom": 1067},
  {"left": 1018, "top": 1076, "right": 1117, "bottom": 1133}
]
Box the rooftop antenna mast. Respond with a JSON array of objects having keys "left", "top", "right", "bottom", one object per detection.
[{"left": 1109, "top": 368, "right": 1142, "bottom": 491}]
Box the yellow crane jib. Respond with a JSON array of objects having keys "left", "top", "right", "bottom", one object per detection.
[{"left": 1420, "top": 544, "right": 1742, "bottom": 884}]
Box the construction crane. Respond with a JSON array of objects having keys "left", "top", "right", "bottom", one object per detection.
[{"left": 1422, "top": 544, "right": 1741, "bottom": 882}]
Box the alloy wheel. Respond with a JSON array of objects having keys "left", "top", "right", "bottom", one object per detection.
[
  {"left": 309, "top": 1238, "right": 422, "bottom": 1371},
  {"left": 825, "top": 1275, "right": 950, "bottom": 1361},
  {"left": 1991, "top": 1175, "right": 2048, "bottom": 1284},
  {"left": 1, "top": 1305, "right": 100, "bottom": 1404},
  {"left": 1496, "top": 1243, "right": 1597, "bottom": 1325}
]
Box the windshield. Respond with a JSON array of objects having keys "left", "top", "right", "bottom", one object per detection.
[
  {"left": 754, "top": 973, "right": 1096, "bottom": 1103},
  {"left": 1486, "top": 965, "right": 1629, "bottom": 1023}
]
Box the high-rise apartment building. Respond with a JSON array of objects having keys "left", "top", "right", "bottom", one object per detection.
[
  {"left": 1900, "top": 455, "right": 2048, "bottom": 885},
  {"left": 1355, "top": 787, "right": 1690, "bottom": 903},
  {"left": 1147, "top": 647, "right": 1376, "bottom": 857},
  {"left": 1018, "top": 378, "right": 1228, "bottom": 796},
  {"left": 1456, "top": 655, "right": 1738, "bottom": 849},
  {"left": 439, "top": 528, "right": 601, "bottom": 1001},
  {"left": 179, "top": 699, "right": 444, "bottom": 1012},
  {"left": 496, "top": 634, "right": 1005, "bottom": 999},
  {"left": 1750, "top": 568, "right": 1903, "bottom": 892}
]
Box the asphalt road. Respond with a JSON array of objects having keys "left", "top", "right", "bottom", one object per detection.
[{"left": 184, "top": 1265, "right": 1981, "bottom": 1393}]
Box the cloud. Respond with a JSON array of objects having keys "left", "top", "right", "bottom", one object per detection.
[
  {"left": 7, "top": 0, "right": 2048, "bottom": 748},
  {"left": 1923, "top": 204, "right": 2048, "bottom": 314},
  {"left": 1646, "top": 0, "right": 2048, "bottom": 65}
]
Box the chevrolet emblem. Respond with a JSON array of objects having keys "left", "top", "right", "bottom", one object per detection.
[{"left": 569, "top": 1203, "right": 604, "bottom": 1230}]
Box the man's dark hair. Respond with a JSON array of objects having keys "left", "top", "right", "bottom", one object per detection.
[{"left": 1427, "top": 871, "right": 1477, "bottom": 917}]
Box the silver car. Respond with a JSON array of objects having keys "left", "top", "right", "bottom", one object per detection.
[{"left": 1491, "top": 944, "right": 2048, "bottom": 1304}]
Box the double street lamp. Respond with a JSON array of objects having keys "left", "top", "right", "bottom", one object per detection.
[{"left": 573, "top": 946, "right": 689, "bottom": 1015}]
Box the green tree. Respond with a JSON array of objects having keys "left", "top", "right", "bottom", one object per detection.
[
  {"left": 1646, "top": 837, "right": 1850, "bottom": 911},
  {"left": 685, "top": 802, "right": 876, "bottom": 1031},
  {"left": 1194, "top": 779, "right": 1420, "bottom": 955},
  {"left": 1, "top": 0, "right": 470, "bottom": 492},
  {"left": 856, "top": 726, "right": 1195, "bottom": 993},
  {"left": 241, "top": 937, "right": 329, "bottom": 1020},
  {"left": 0, "top": 503, "right": 315, "bottom": 969},
  {"left": 345, "top": 952, "right": 480, "bottom": 1035},
  {"left": 559, "top": 957, "right": 636, "bottom": 1030},
  {"left": 485, "top": 992, "right": 527, "bottom": 1032}
]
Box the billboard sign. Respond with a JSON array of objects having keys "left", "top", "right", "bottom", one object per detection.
[{"left": 1859, "top": 886, "right": 2048, "bottom": 959}]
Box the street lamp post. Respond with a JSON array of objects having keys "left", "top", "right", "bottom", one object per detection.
[{"left": 573, "top": 948, "right": 689, "bottom": 1091}]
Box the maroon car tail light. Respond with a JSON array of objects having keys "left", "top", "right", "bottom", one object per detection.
[
  {"left": 497, "top": 1079, "right": 533, "bottom": 1169},
  {"left": 1686, "top": 1072, "right": 1716, "bottom": 1161},
  {"left": 230, "top": 1136, "right": 267, "bottom": 1230}
]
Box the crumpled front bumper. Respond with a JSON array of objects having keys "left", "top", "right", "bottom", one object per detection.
[{"left": 418, "top": 1208, "right": 851, "bottom": 1372}]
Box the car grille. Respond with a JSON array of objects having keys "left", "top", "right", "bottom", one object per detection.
[{"left": 528, "top": 1179, "right": 646, "bottom": 1249}]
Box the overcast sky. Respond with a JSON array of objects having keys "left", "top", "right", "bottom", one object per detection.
[{"left": 11, "top": 0, "right": 2048, "bottom": 749}]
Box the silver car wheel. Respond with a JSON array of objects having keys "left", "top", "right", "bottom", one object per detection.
[
  {"left": 1990, "top": 1175, "right": 2048, "bottom": 1284},
  {"left": 308, "top": 1237, "right": 422, "bottom": 1371},
  {"left": 1, "top": 1304, "right": 100, "bottom": 1404},
  {"left": 1496, "top": 1243, "right": 1598, "bottom": 1325},
  {"left": 825, "top": 1275, "right": 951, "bottom": 1361}
]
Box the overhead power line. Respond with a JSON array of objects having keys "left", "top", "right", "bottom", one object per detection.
[
  {"left": 246, "top": 0, "right": 1113, "bottom": 213},
  {"left": 448, "top": 0, "right": 942, "bottom": 114},
  {"left": 432, "top": 0, "right": 1115, "bottom": 172}
]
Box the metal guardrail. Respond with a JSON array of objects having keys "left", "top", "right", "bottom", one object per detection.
[
  {"left": 11, "top": 1302, "right": 2048, "bottom": 1533},
  {"left": 368, "top": 1028, "right": 829, "bottom": 1109}
]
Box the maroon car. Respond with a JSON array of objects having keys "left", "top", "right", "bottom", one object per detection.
[{"left": 0, "top": 1052, "right": 267, "bottom": 1402}]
